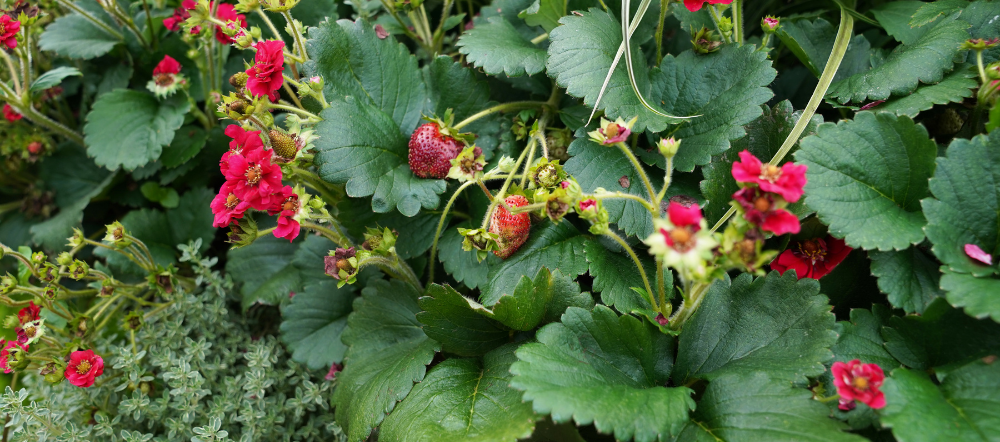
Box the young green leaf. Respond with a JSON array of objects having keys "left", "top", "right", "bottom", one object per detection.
[
  {"left": 869, "top": 247, "right": 944, "bottom": 314},
  {"left": 84, "top": 90, "right": 190, "bottom": 171},
  {"left": 279, "top": 280, "right": 355, "bottom": 370},
  {"left": 30, "top": 67, "right": 82, "bottom": 92},
  {"left": 881, "top": 361, "right": 1000, "bottom": 442},
  {"left": 674, "top": 271, "right": 838, "bottom": 384},
  {"left": 675, "top": 371, "right": 868, "bottom": 442},
  {"left": 510, "top": 305, "right": 694, "bottom": 442},
  {"left": 380, "top": 344, "right": 538, "bottom": 442},
  {"left": 335, "top": 278, "right": 441, "bottom": 442},
  {"left": 796, "top": 112, "right": 937, "bottom": 251}
]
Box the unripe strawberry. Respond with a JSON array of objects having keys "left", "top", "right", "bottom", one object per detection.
[
  {"left": 408, "top": 122, "right": 463, "bottom": 179},
  {"left": 269, "top": 130, "right": 298, "bottom": 160},
  {"left": 489, "top": 195, "right": 531, "bottom": 259},
  {"left": 229, "top": 72, "right": 248, "bottom": 89}
]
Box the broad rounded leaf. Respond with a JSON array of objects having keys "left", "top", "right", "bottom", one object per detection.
[
  {"left": 510, "top": 305, "right": 694, "bottom": 442},
  {"left": 796, "top": 112, "right": 937, "bottom": 251},
  {"left": 84, "top": 90, "right": 190, "bottom": 171},
  {"left": 314, "top": 97, "right": 446, "bottom": 216},
  {"left": 830, "top": 305, "right": 900, "bottom": 371},
  {"left": 940, "top": 270, "right": 1000, "bottom": 323},
  {"left": 584, "top": 240, "right": 655, "bottom": 313},
  {"left": 881, "top": 361, "right": 1000, "bottom": 442},
  {"left": 437, "top": 221, "right": 502, "bottom": 290},
  {"left": 881, "top": 298, "right": 1000, "bottom": 370},
  {"left": 160, "top": 126, "right": 209, "bottom": 169},
  {"left": 674, "top": 271, "right": 838, "bottom": 384},
  {"left": 38, "top": 1, "right": 122, "bottom": 60},
  {"left": 380, "top": 344, "right": 537, "bottom": 442},
  {"left": 305, "top": 18, "right": 426, "bottom": 133},
  {"left": 481, "top": 220, "right": 589, "bottom": 305},
  {"left": 923, "top": 131, "right": 1000, "bottom": 277},
  {"left": 827, "top": 17, "right": 969, "bottom": 103},
  {"left": 335, "top": 278, "right": 441, "bottom": 442},
  {"left": 646, "top": 44, "right": 777, "bottom": 172},
  {"left": 31, "top": 147, "right": 113, "bottom": 250},
  {"left": 870, "top": 2, "right": 930, "bottom": 45},
  {"left": 775, "top": 18, "right": 871, "bottom": 81},
  {"left": 279, "top": 280, "right": 355, "bottom": 369},
  {"left": 418, "top": 284, "right": 510, "bottom": 357},
  {"left": 457, "top": 17, "right": 547, "bottom": 77},
  {"left": 492, "top": 267, "right": 593, "bottom": 330},
  {"left": 869, "top": 247, "right": 944, "bottom": 314},
  {"left": 875, "top": 67, "right": 978, "bottom": 117},
  {"left": 676, "top": 372, "right": 868, "bottom": 442}
]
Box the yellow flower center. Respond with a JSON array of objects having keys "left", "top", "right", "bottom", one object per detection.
[
  {"left": 76, "top": 360, "right": 92, "bottom": 374},
  {"left": 852, "top": 376, "right": 869, "bottom": 390},
  {"left": 759, "top": 164, "right": 782, "bottom": 183},
  {"left": 225, "top": 193, "right": 240, "bottom": 210},
  {"left": 245, "top": 164, "right": 262, "bottom": 185}
]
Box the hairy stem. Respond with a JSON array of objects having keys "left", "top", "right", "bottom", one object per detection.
[
  {"left": 655, "top": 0, "right": 668, "bottom": 65},
  {"left": 604, "top": 230, "right": 657, "bottom": 312},
  {"left": 732, "top": 0, "right": 744, "bottom": 44},
  {"left": 614, "top": 141, "right": 656, "bottom": 208},
  {"left": 453, "top": 101, "right": 549, "bottom": 130},
  {"left": 427, "top": 180, "right": 477, "bottom": 283}
]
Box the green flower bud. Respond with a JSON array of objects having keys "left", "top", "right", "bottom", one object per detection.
[
  {"left": 657, "top": 137, "right": 681, "bottom": 158},
  {"left": 56, "top": 252, "right": 73, "bottom": 266},
  {"left": 69, "top": 260, "right": 89, "bottom": 280},
  {"left": 0, "top": 274, "right": 15, "bottom": 295},
  {"left": 30, "top": 251, "right": 46, "bottom": 266}
]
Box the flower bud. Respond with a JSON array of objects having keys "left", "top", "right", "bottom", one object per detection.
[
  {"left": 30, "top": 251, "right": 46, "bottom": 266},
  {"left": 42, "top": 285, "right": 58, "bottom": 300},
  {"left": 657, "top": 137, "right": 681, "bottom": 158},
  {"left": 69, "top": 260, "right": 89, "bottom": 280},
  {"left": 497, "top": 156, "right": 517, "bottom": 173},
  {"left": 103, "top": 221, "right": 132, "bottom": 249},
  {"left": 717, "top": 16, "right": 733, "bottom": 34},
  {"left": 691, "top": 27, "right": 722, "bottom": 54},
  {"left": 987, "top": 62, "right": 1000, "bottom": 81},
  {"left": 1, "top": 275, "right": 17, "bottom": 295},
  {"left": 41, "top": 362, "right": 65, "bottom": 384},
  {"left": 761, "top": 16, "right": 779, "bottom": 33},
  {"left": 39, "top": 263, "right": 59, "bottom": 284},
  {"left": 56, "top": 252, "right": 73, "bottom": 266},
  {"left": 67, "top": 228, "right": 85, "bottom": 248},
  {"left": 230, "top": 72, "right": 249, "bottom": 89},
  {"left": 99, "top": 279, "right": 116, "bottom": 297},
  {"left": 962, "top": 38, "right": 1000, "bottom": 51},
  {"left": 123, "top": 311, "right": 143, "bottom": 332},
  {"left": 324, "top": 247, "right": 358, "bottom": 287},
  {"left": 308, "top": 76, "right": 324, "bottom": 92},
  {"left": 6, "top": 346, "right": 29, "bottom": 371},
  {"left": 269, "top": 130, "right": 299, "bottom": 160}
]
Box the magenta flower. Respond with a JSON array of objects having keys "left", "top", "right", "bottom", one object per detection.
[
  {"left": 771, "top": 236, "right": 852, "bottom": 280},
  {"left": 733, "top": 187, "right": 800, "bottom": 235},
  {"left": 65, "top": 350, "right": 105, "bottom": 388},
  {"left": 731, "top": 150, "right": 807, "bottom": 203},
  {"left": 269, "top": 186, "right": 300, "bottom": 242},
  {"left": 831, "top": 360, "right": 885, "bottom": 411},
  {"left": 210, "top": 181, "right": 250, "bottom": 228},
  {"left": 683, "top": 0, "right": 732, "bottom": 12},
  {"left": 245, "top": 40, "right": 285, "bottom": 100},
  {"left": 223, "top": 146, "right": 284, "bottom": 210}
]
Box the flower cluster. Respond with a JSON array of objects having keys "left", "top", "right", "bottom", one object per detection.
[
  {"left": 731, "top": 150, "right": 805, "bottom": 235},
  {"left": 644, "top": 202, "right": 718, "bottom": 282},
  {"left": 684, "top": 0, "right": 732, "bottom": 12},
  {"left": 0, "top": 14, "right": 19, "bottom": 50},
  {"left": 3, "top": 103, "right": 21, "bottom": 122},
  {"left": 210, "top": 125, "right": 302, "bottom": 241},
  {"left": 163, "top": 0, "right": 247, "bottom": 44},
  {"left": 831, "top": 359, "right": 886, "bottom": 411}
]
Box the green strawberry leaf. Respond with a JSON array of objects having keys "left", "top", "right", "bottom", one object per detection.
[
  {"left": 674, "top": 271, "right": 838, "bottom": 384},
  {"left": 417, "top": 284, "right": 510, "bottom": 357},
  {"left": 584, "top": 240, "right": 657, "bottom": 313},
  {"left": 675, "top": 371, "right": 868, "bottom": 442},
  {"left": 911, "top": 0, "right": 969, "bottom": 27},
  {"left": 305, "top": 18, "right": 426, "bottom": 133},
  {"left": 335, "top": 278, "right": 441, "bottom": 442},
  {"left": 457, "top": 17, "right": 547, "bottom": 77},
  {"left": 519, "top": 0, "right": 564, "bottom": 32},
  {"left": 380, "top": 344, "right": 538, "bottom": 442},
  {"left": 869, "top": 247, "right": 945, "bottom": 314},
  {"left": 826, "top": 17, "right": 969, "bottom": 104},
  {"left": 874, "top": 66, "right": 978, "bottom": 117},
  {"left": 700, "top": 100, "right": 821, "bottom": 224},
  {"left": 795, "top": 112, "right": 937, "bottom": 251},
  {"left": 314, "top": 97, "right": 446, "bottom": 216},
  {"left": 510, "top": 305, "right": 695, "bottom": 442},
  {"left": 940, "top": 270, "right": 1000, "bottom": 323},
  {"left": 775, "top": 18, "right": 871, "bottom": 81},
  {"left": 646, "top": 44, "right": 778, "bottom": 172},
  {"left": 480, "top": 220, "right": 589, "bottom": 305},
  {"left": 830, "top": 305, "right": 900, "bottom": 371},
  {"left": 563, "top": 137, "right": 660, "bottom": 237},
  {"left": 84, "top": 90, "right": 190, "bottom": 171},
  {"left": 546, "top": 9, "right": 680, "bottom": 133},
  {"left": 226, "top": 235, "right": 335, "bottom": 311},
  {"left": 30, "top": 67, "right": 82, "bottom": 93},
  {"left": 279, "top": 280, "right": 355, "bottom": 370},
  {"left": 160, "top": 126, "right": 209, "bottom": 169},
  {"left": 32, "top": 147, "right": 113, "bottom": 250},
  {"left": 870, "top": 1, "right": 931, "bottom": 45},
  {"left": 38, "top": 0, "right": 122, "bottom": 60},
  {"left": 881, "top": 298, "right": 1000, "bottom": 370},
  {"left": 960, "top": 1, "right": 1000, "bottom": 63},
  {"left": 923, "top": 131, "right": 1000, "bottom": 278},
  {"left": 881, "top": 361, "right": 1000, "bottom": 442},
  {"left": 437, "top": 221, "right": 502, "bottom": 290},
  {"left": 492, "top": 267, "right": 593, "bottom": 330}
]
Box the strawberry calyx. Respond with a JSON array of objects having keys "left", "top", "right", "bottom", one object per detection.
[{"left": 424, "top": 109, "right": 477, "bottom": 146}]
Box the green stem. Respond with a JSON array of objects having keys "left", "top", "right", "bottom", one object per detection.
[
  {"left": 301, "top": 221, "right": 351, "bottom": 249},
  {"left": 530, "top": 33, "right": 549, "bottom": 44},
  {"left": 600, "top": 192, "right": 657, "bottom": 213},
  {"left": 614, "top": 141, "right": 656, "bottom": 208},
  {"left": 655, "top": 0, "right": 668, "bottom": 65},
  {"left": 655, "top": 155, "right": 673, "bottom": 208},
  {"left": 668, "top": 282, "right": 709, "bottom": 330},
  {"left": 707, "top": 5, "right": 732, "bottom": 44},
  {"left": 732, "top": 0, "right": 743, "bottom": 44},
  {"left": 711, "top": 7, "right": 853, "bottom": 233},
  {"left": 125, "top": 235, "right": 155, "bottom": 267},
  {"left": 976, "top": 49, "right": 988, "bottom": 84},
  {"left": 256, "top": 9, "right": 284, "bottom": 41},
  {"left": 282, "top": 11, "right": 309, "bottom": 63},
  {"left": 0, "top": 93, "right": 85, "bottom": 145},
  {"left": 0, "top": 50, "right": 21, "bottom": 94},
  {"left": 56, "top": 0, "right": 124, "bottom": 40},
  {"left": 453, "top": 101, "right": 548, "bottom": 130},
  {"left": 655, "top": 259, "right": 667, "bottom": 312},
  {"left": 271, "top": 102, "right": 319, "bottom": 119},
  {"left": 604, "top": 230, "right": 657, "bottom": 313},
  {"left": 427, "top": 180, "right": 477, "bottom": 283},
  {"left": 141, "top": 0, "right": 158, "bottom": 48}
]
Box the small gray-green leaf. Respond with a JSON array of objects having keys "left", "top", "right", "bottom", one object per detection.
[
  {"left": 84, "top": 90, "right": 190, "bottom": 171},
  {"left": 510, "top": 305, "right": 694, "bottom": 442},
  {"left": 796, "top": 112, "right": 937, "bottom": 251}
]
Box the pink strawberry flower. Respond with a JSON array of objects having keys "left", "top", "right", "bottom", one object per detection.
[
  {"left": 579, "top": 198, "right": 597, "bottom": 211},
  {"left": 0, "top": 15, "right": 20, "bottom": 50},
  {"left": 325, "top": 362, "right": 343, "bottom": 381},
  {"left": 148, "top": 55, "right": 186, "bottom": 97},
  {"left": 731, "top": 150, "right": 807, "bottom": 203},
  {"left": 214, "top": 3, "right": 247, "bottom": 44},
  {"left": 0, "top": 340, "right": 26, "bottom": 374},
  {"left": 733, "top": 187, "right": 800, "bottom": 235},
  {"left": 162, "top": 4, "right": 191, "bottom": 32},
  {"left": 683, "top": 0, "right": 732, "bottom": 12},
  {"left": 771, "top": 236, "right": 851, "bottom": 280},
  {"left": 210, "top": 181, "right": 250, "bottom": 228},
  {"left": 269, "top": 186, "right": 300, "bottom": 242},
  {"left": 3, "top": 103, "right": 21, "bottom": 122},
  {"left": 153, "top": 55, "right": 181, "bottom": 76},
  {"left": 17, "top": 302, "right": 40, "bottom": 325},
  {"left": 965, "top": 244, "right": 993, "bottom": 265},
  {"left": 245, "top": 40, "right": 285, "bottom": 100},
  {"left": 223, "top": 146, "right": 284, "bottom": 210},
  {"left": 221, "top": 125, "right": 265, "bottom": 169},
  {"left": 65, "top": 350, "right": 104, "bottom": 388},
  {"left": 831, "top": 359, "right": 885, "bottom": 410}
]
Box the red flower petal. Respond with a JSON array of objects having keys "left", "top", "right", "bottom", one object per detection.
[
  {"left": 667, "top": 201, "right": 702, "bottom": 228},
  {"left": 964, "top": 243, "right": 993, "bottom": 265}
]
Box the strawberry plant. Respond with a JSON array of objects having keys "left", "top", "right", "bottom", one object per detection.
[{"left": 0, "top": 0, "right": 999, "bottom": 441}]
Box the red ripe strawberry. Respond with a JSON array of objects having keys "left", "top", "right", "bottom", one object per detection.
[
  {"left": 408, "top": 122, "right": 463, "bottom": 179},
  {"left": 489, "top": 195, "right": 531, "bottom": 259}
]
